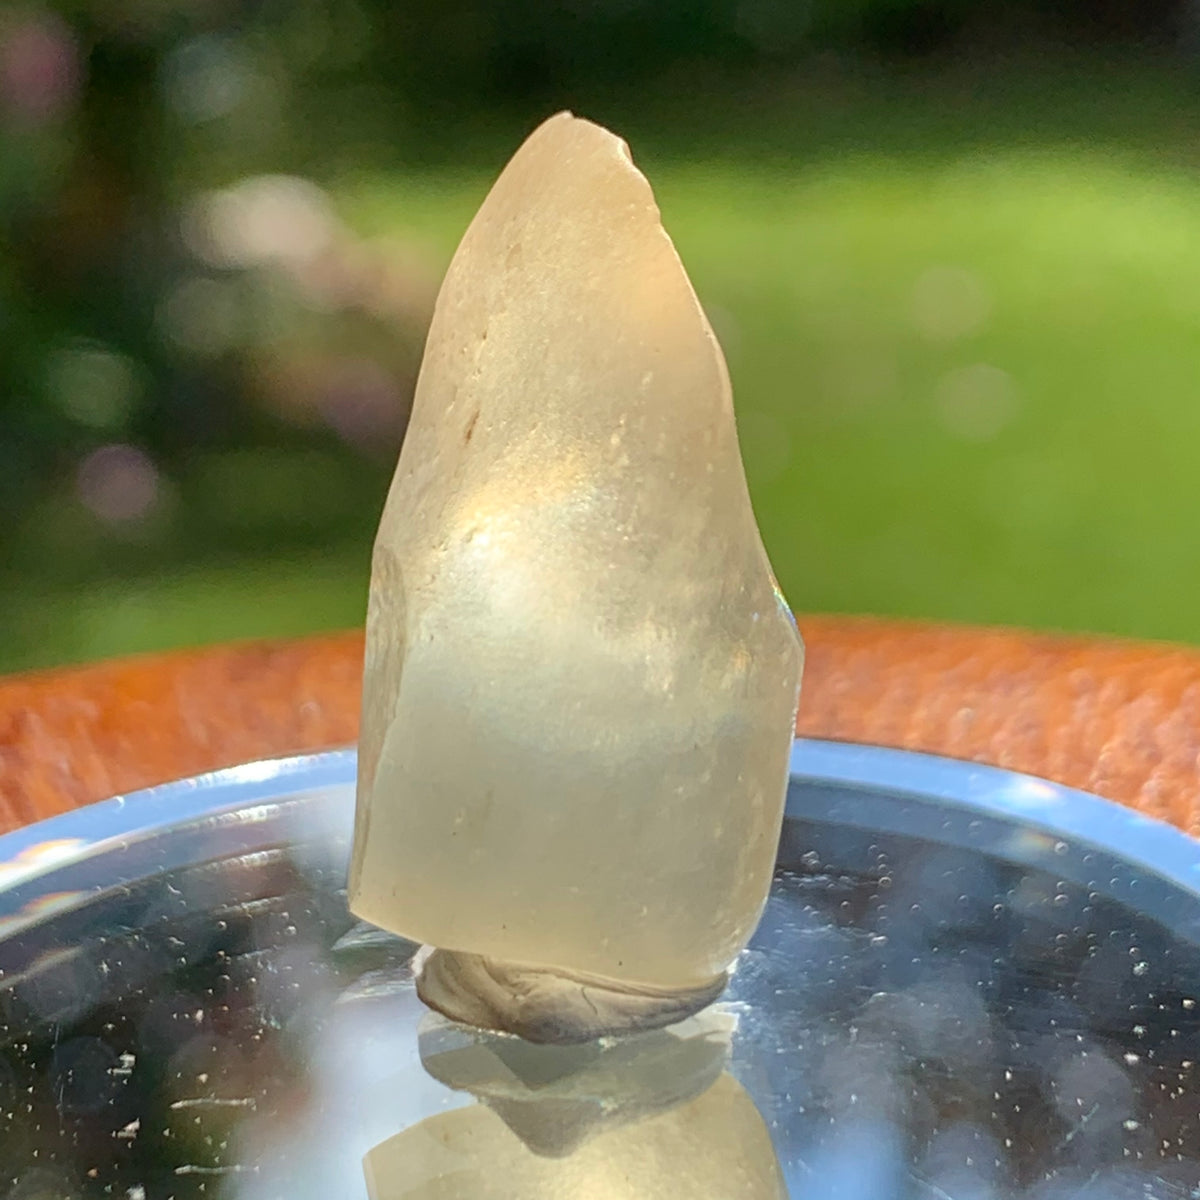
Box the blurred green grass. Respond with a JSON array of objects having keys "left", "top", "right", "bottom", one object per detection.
[{"left": 8, "top": 67, "right": 1200, "bottom": 671}]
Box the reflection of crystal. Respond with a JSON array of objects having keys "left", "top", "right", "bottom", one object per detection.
[
  {"left": 417, "top": 1007, "right": 735, "bottom": 1157},
  {"left": 349, "top": 111, "right": 803, "bottom": 1042},
  {"left": 363, "top": 1072, "right": 786, "bottom": 1199}
]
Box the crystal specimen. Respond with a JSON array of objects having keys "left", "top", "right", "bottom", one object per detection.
[
  {"left": 363, "top": 1073, "right": 786, "bottom": 1199},
  {"left": 350, "top": 111, "right": 803, "bottom": 1041}
]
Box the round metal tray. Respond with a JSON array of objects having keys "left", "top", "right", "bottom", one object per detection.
[{"left": 0, "top": 740, "right": 1198, "bottom": 1198}]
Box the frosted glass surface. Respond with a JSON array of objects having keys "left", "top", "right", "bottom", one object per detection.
[{"left": 350, "top": 113, "right": 803, "bottom": 993}]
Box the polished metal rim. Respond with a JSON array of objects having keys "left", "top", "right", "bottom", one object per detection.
[{"left": 0, "top": 739, "right": 1197, "bottom": 935}]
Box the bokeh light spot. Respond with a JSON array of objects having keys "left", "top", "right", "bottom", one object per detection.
[
  {"left": 77, "top": 444, "right": 161, "bottom": 525},
  {"left": 0, "top": 11, "right": 81, "bottom": 126},
  {"left": 160, "top": 34, "right": 254, "bottom": 123},
  {"left": 934, "top": 363, "right": 1019, "bottom": 442},
  {"left": 910, "top": 265, "right": 992, "bottom": 342},
  {"left": 182, "top": 176, "right": 339, "bottom": 272},
  {"left": 157, "top": 277, "right": 242, "bottom": 356},
  {"left": 318, "top": 356, "right": 407, "bottom": 453},
  {"left": 45, "top": 339, "right": 143, "bottom": 430}
]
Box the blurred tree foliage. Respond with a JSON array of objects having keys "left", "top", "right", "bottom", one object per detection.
[{"left": 3, "top": 0, "right": 1190, "bottom": 495}]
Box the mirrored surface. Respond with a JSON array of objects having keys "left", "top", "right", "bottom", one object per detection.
[{"left": 0, "top": 742, "right": 1198, "bottom": 1198}]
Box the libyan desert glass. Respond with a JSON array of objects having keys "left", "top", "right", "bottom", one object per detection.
[{"left": 349, "top": 111, "right": 803, "bottom": 1037}]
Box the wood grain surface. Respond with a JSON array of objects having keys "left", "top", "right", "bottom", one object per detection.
[{"left": 1, "top": 616, "right": 1199, "bottom": 838}]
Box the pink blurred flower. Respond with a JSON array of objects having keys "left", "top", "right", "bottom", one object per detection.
[
  {"left": 0, "top": 11, "right": 82, "bottom": 126},
  {"left": 77, "top": 444, "right": 160, "bottom": 524},
  {"left": 318, "top": 357, "right": 407, "bottom": 453}
]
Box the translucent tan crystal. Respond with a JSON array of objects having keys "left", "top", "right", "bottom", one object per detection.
[
  {"left": 349, "top": 112, "right": 803, "bottom": 1025},
  {"left": 363, "top": 1073, "right": 786, "bottom": 1199}
]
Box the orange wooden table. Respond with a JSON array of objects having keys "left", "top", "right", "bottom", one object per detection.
[{"left": 2, "top": 615, "right": 1199, "bottom": 838}]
